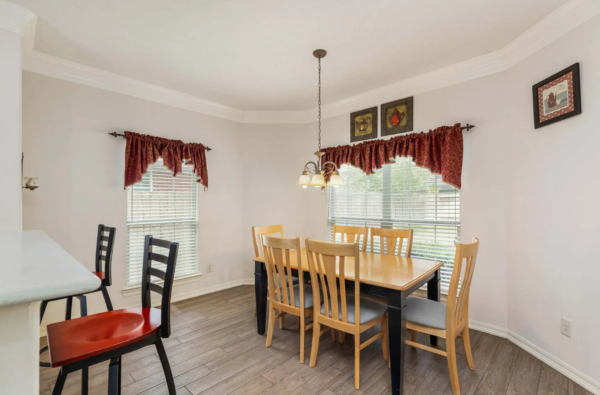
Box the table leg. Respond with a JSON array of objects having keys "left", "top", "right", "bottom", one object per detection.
[
  {"left": 388, "top": 290, "right": 407, "bottom": 395},
  {"left": 427, "top": 269, "right": 441, "bottom": 346},
  {"left": 254, "top": 261, "right": 268, "bottom": 335}
]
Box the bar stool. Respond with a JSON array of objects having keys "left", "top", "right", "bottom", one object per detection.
[
  {"left": 46, "top": 235, "right": 179, "bottom": 395},
  {"left": 39, "top": 224, "right": 116, "bottom": 388}
]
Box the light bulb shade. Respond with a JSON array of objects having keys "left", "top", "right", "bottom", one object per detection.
[
  {"left": 327, "top": 173, "right": 345, "bottom": 187},
  {"left": 310, "top": 173, "right": 327, "bottom": 187},
  {"left": 297, "top": 172, "right": 311, "bottom": 186}
]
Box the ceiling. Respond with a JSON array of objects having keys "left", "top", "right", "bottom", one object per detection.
[{"left": 14, "top": 0, "right": 567, "bottom": 111}]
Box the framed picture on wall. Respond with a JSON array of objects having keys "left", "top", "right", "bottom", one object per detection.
[
  {"left": 380, "top": 96, "right": 413, "bottom": 136},
  {"left": 350, "top": 107, "right": 378, "bottom": 142},
  {"left": 532, "top": 63, "right": 581, "bottom": 129}
]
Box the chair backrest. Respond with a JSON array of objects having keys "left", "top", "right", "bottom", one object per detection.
[
  {"left": 332, "top": 225, "right": 368, "bottom": 252},
  {"left": 306, "top": 238, "right": 360, "bottom": 329},
  {"left": 446, "top": 238, "right": 479, "bottom": 331},
  {"left": 370, "top": 228, "right": 413, "bottom": 257},
  {"left": 252, "top": 224, "right": 284, "bottom": 257},
  {"left": 94, "top": 224, "right": 116, "bottom": 286},
  {"left": 262, "top": 236, "right": 304, "bottom": 310},
  {"left": 141, "top": 235, "right": 179, "bottom": 338}
]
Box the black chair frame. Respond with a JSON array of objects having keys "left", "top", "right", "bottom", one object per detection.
[
  {"left": 50, "top": 235, "right": 179, "bottom": 395},
  {"left": 40, "top": 224, "right": 116, "bottom": 370}
]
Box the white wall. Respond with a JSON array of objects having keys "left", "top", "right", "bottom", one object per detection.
[
  {"left": 240, "top": 123, "right": 310, "bottom": 278},
  {"left": 506, "top": 15, "right": 600, "bottom": 384},
  {"left": 0, "top": 28, "right": 22, "bottom": 231},
  {"left": 22, "top": 72, "right": 247, "bottom": 329}
]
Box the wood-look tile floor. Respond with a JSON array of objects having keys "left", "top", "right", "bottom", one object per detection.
[{"left": 39, "top": 285, "right": 592, "bottom": 395}]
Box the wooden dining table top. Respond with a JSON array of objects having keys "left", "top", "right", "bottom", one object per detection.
[{"left": 254, "top": 249, "right": 444, "bottom": 291}]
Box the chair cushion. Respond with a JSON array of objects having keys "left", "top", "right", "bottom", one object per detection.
[
  {"left": 320, "top": 297, "right": 387, "bottom": 324},
  {"left": 274, "top": 284, "right": 316, "bottom": 308},
  {"left": 404, "top": 297, "right": 447, "bottom": 329},
  {"left": 46, "top": 307, "right": 161, "bottom": 367}
]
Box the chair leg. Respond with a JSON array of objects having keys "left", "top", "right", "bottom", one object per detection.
[
  {"left": 266, "top": 306, "right": 276, "bottom": 347},
  {"left": 463, "top": 328, "right": 475, "bottom": 371},
  {"left": 447, "top": 337, "right": 460, "bottom": 395},
  {"left": 79, "top": 295, "right": 88, "bottom": 317},
  {"left": 81, "top": 365, "right": 89, "bottom": 395},
  {"left": 309, "top": 321, "right": 321, "bottom": 368},
  {"left": 279, "top": 312, "right": 285, "bottom": 330},
  {"left": 52, "top": 368, "right": 68, "bottom": 395},
  {"left": 156, "top": 338, "right": 176, "bottom": 395},
  {"left": 299, "top": 314, "right": 306, "bottom": 363},
  {"left": 108, "top": 357, "right": 121, "bottom": 395},
  {"left": 330, "top": 328, "right": 336, "bottom": 342},
  {"left": 354, "top": 333, "right": 361, "bottom": 389},
  {"left": 101, "top": 285, "right": 114, "bottom": 311},
  {"left": 40, "top": 300, "right": 48, "bottom": 324},
  {"left": 65, "top": 296, "right": 73, "bottom": 320},
  {"left": 382, "top": 318, "right": 389, "bottom": 362},
  {"left": 339, "top": 331, "right": 346, "bottom": 344}
]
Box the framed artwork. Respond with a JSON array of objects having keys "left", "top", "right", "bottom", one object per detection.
[
  {"left": 350, "top": 107, "right": 378, "bottom": 142},
  {"left": 381, "top": 96, "right": 413, "bottom": 136},
  {"left": 532, "top": 63, "right": 581, "bottom": 129}
]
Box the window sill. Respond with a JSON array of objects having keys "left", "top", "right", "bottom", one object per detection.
[{"left": 121, "top": 272, "right": 203, "bottom": 298}]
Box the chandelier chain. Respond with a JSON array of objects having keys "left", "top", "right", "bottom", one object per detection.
[{"left": 318, "top": 57, "right": 321, "bottom": 154}]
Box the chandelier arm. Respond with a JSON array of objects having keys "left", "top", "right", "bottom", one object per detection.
[
  {"left": 321, "top": 161, "right": 339, "bottom": 175},
  {"left": 303, "top": 161, "right": 319, "bottom": 175}
]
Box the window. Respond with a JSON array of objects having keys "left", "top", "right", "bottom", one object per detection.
[
  {"left": 126, "top": 159, "right": 199, "bottom": 287},
  {"left": 327, "top": 157, "right": 460, "bottom": 290}
]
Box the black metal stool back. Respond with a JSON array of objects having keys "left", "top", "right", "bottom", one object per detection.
[
  {"left": 141, "top": 235, "right": 179, "bottom": 338},
  {"left": 95, "top": 224, "right": 116, "bottom": 286}
]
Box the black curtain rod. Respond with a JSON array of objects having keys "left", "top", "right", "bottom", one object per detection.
[
  {"left": 108, "top": 132, "right": 213, "bottom": 151},
  {"left": 461, "top": 124, "right": 475, "bottom": 131}
]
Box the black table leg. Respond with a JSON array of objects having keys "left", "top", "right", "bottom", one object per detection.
[
  {"left": 254, "top": 261, "right": 268, "bottom": 335},
  {"left": 388, "top": 290, "right": 407, "bottom": 395},
  {"left": 427, "top": 269, "right": 441, "bottom": 346}
]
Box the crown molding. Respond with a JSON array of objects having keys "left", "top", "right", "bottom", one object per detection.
[
  {"left": 0, "top": 0, "right": 35, "bottom": 36},
  {"left": 23, "top": 51, "right": 245, "bottom": 122},
  {"left": 20, "top": 0, "right": 600, "bottom": 124}
]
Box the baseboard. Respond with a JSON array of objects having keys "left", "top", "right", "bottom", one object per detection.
[
  {"left": 39, "top": 278, "right": 255, "bottom": 338},
  {"left": 507, "top": 331, "right": 600, "bottom": 395},
  {"left": 468, "top": 319, "right": 508, "bottom": 338}
]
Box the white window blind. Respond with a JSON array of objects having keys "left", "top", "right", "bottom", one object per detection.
[
  {"left": 127, "top": 159, "right": 199, "bottom": 287},
  {"left": 327, "top": 157, "right": 460, "bottom": 290}
]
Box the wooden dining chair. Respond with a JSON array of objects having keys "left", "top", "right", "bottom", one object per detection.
[
  {"left": 263, "top": 235, "right": 316, "bottom": 363},
  {"left": 39, "top": 224, "right": 116, "bottom": 374},
  {"left": 370, "top": 228, "right": 413, "bottom": 256},
  {"left": 332, "top": 225, "right": 369, "bottom": 252},
  {"left": 403, "top": 238, "right": 480, "bottom": 395},
  {"left": 306, "top": 238, "right": 389, "bottom": 389},
  {"left": 252, "top": 224, "right": 299, "bottom": 324},
  {"left": 252, "top": 224, "right": 284, "bottom": 257},
  {"left": 46, "top": 235, "right": 179, "bottom": 395}
]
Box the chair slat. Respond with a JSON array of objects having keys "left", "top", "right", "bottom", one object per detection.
[
  {"left": 150, "top": 238, "right": 172, "bottom": 249},
  {"left": 148, "top": 267, "right": 166, "bottom": 280},
  {"left": 150, "top": 252, "right": 169, "bottom": 264},
  {"left": 148, "top": 283, "right": 164, "bottom": 295}
]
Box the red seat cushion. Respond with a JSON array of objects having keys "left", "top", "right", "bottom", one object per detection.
[{"left": 47, "top": 307, "right": 161, "bottom": 367}]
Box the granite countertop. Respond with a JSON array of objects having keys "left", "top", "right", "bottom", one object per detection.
[{"left": 0, "top": 230, "right": 101, "bottom": 308}]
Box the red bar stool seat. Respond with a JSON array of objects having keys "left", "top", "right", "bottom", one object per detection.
[{"left": 47, "top": 307, "right": 161, "bottom": 367}]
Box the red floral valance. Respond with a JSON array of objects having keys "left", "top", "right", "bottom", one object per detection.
[
  {"left": 124, "top": 131, "right": 208, "bottom": 189},
  {"left": 321, "top": 123, "right": 463, "bottom": 189}
]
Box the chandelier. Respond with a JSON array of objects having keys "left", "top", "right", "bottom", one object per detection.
[{"left": 297, "top": 49, "right": 344, "bottom": 189}]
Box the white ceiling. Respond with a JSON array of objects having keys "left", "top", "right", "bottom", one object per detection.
[{"left": 14, "top": 0, "right": 567, "bottom": 111}]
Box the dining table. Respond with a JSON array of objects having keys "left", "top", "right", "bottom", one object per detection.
[{"left": 253, "top": 249, "right": 444, "bottom": 395}]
